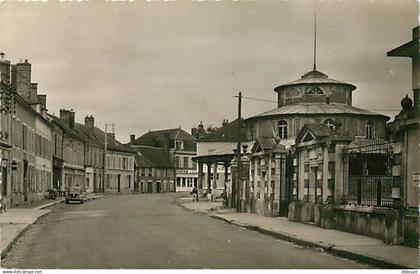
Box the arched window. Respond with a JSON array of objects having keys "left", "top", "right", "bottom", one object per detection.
[
  {"left": 323, "top": 119, "right": 335, "bottom": 130},
  {"left": 366, "top": 120, "right": 373, "bottom": 139},
  {"left": 278, "top": 120, "right": 288, "bottom": 139},
  {"left": 307, "top": 86, "right": 324, "bottom": 95}
]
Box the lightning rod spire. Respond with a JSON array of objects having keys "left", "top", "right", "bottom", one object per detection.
[{"left": 313, "top": 11, "right": 317, "bottom": 71}]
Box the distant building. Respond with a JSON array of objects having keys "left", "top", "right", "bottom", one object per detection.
[
  {"left": 74, "top": 116, "right": 104, "bottom": 193},
  {"left": 104, "top": 132, "right": 135, "bottom": 194},
  {"left": 48, "top": 115, "right": 65, "bottom": 192},
  {"left": 132, "top": 145, "right": 175, "bottom": 193},
  {"left": 51, "top": 110, "right": 85, "bottom": 193},
  {"left": 193, "top": 119, "right": 251, "bottom": 198},
  {"left": 129, "top": 128, "right": 197, "bottom": 192},
  {"left": 75, "top": 118, "right": 135, "bottom": 194}
]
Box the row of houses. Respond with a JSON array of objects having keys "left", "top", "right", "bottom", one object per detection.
[
  {"left": 0, "top": 54, "right": 137, "bottom": 210},
  {"left": 0, "top": 53, "right": 204, "bottom": 210},
  {"left": 192, "top": 26, "right": 419, "bottom": 248}
]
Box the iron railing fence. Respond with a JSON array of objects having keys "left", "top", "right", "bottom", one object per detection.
[
  {"left": 345, "top": 140, "right": 395, "bottom": 207},
  {"left": 348, "top": 175, "right": 393, "bottom": 207}
]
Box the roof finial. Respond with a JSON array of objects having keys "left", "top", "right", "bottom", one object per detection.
[{"left": 313, "top": 11, "right": 317, "bottom": 71}]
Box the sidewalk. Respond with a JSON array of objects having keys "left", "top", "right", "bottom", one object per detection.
[
  {"left": 0, "top": 198, "right": 64, "bottom": 259},
  {"left": 177, "top": 198, "right": 420, "bottom": 269}
]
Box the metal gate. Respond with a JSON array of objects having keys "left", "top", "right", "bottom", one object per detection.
[{"left": 345, "top": 141, "right": 394, "bottom": 207}]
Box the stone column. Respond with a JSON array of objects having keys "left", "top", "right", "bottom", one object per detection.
[
  {"left": 240, "top": 154, "right": 250, "bottom": 213},
  {"left": 206, "top": 163, "right": 212, "bottom": 194},
  {"left": 392, "top": 142, "right": 403, "bottom": 207},
  {"left": 212, "top": 161, "right": 218, "bottom": 194},
  {"left": 322, "top": 146, "right": 330, "bottom": 203},
  {"left": 273, "top": 153, "right": 282, "bottom": 217},
  {"left": 198, "top": 161, "right": 204, "bottom": 197},
  {"left": 334, "top": 141, "right": 352, "bottom": 203},
  {"left": 229, "top": 157, "right": 238, "bottom": 209}
]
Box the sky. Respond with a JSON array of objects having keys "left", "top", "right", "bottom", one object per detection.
[{"left": 0, "top": 0, "right": 418, "bottom": 143}]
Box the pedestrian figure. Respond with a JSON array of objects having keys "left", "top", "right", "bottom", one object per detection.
[{"left": 192, "top": 187, "right": 198, "bottom": 202}]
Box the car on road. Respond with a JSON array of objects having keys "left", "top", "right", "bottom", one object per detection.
[{"left": 65, "top": 187, "right": 84, "bottom": 204}]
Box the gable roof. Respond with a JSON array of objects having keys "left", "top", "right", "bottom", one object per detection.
[
  {"left": 199, "top": 119, "right": 250, "bottom": 142},
  {"left": 296, "top": 123, "right": 332, "bottom": 143},
  {"left": 130, "top": 128, "right": 195, "bottom": 146},
  {"left": 47, "top": 114, "right": 85, "bottom": 142},
  {"left": 74, "top": 123, "right": 135, "bottom": 153},
  {"left": 132, "top": 146, "right": 174, "bottom": 168}
]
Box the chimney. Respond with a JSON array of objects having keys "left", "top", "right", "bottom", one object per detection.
[
  {"left": 191, "top": 128, "right": 197, "bottom": 138},
  {"left": 37, "top": 94, "right": 47, "bottom": 110},
  {"left": 15, "top": 59, "right": 31, "bottom": 102},
  {"left": 85, "top": 115, "right": 94, "bottom": 129},
  {"left": 222, "top": 119, "right": 229, "bottom": 127},
  {"left": 29, "top": 83, "right": 38, "bottom": 104},
  {"left": 60, "top": 109, "right": 75, "bottom": 129},
  {"left": 130, "top": 134, "right": 135, "bottom": 143},
  {"left": 0, "top": 52, "right": 11, "bottom": 84},
  {"left": 11, "top": 65, "right": 17, "bottom": 88}
]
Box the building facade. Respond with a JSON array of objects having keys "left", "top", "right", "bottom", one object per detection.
[
  {"left": 132, "top": 146, "right": 175, "bottom": 193},
  {"left": 386, "top": 25, "right": 419, "bottom": 247},
  {"left": 129, "top": 128, "right": 197, "bottom": 193},
  {"left": 54, "top": 110, "right": 85, "bottom": 192},
  {"left": 0, "top": 56, "right": 53, "bottom": 209},
  {"left": 74, "top": 115, "right": 104, "bottom": 193},
  {"left": 105, "top": 139, "right": 135, "bottom": 194}
]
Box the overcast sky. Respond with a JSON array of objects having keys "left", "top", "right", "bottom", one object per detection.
[{"left": 0, "top": 0, "right": 418, "bottom": 142}]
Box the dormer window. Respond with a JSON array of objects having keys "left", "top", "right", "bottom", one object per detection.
[
  {"left": 278, "top": 120, "right": 288, "bottom": 139},
  {"left": 366, "top": 120, "right": 373, "bottom": 139}
]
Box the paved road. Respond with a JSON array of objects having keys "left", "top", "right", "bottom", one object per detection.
[{"left": 2, "top": 193, "right": 370, "bottom": 269}]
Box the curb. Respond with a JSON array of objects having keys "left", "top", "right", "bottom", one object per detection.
[
  {"left": 208, "top": 214, "right": 411, "bottom": 269},
  {"left": 0, "top": 209, "right": 52, "bottom": 259},
  {"left": 0, "top": 224, "right": 32, "bottom": 259},
  {"left": 34, "top": 198, "right": 65, "bottom": 210},
  {"left": 177, "top": 200, "right": 412, "bottom": 269}
]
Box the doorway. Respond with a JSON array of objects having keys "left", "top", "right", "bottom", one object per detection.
[
  {"left": 23, "top": 161, "right": 28, "bottom": 202},
  {"left": 117, "top": 174, "right": 121, "bottom": 193}
]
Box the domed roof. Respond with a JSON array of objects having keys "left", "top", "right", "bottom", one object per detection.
[
  {"left": 401, "top": 94, "right": 413, "bottom": 110},
  {"left": 247, "top": 102, "right": 389, "bottom": 121},
  {"left": 274, "top": 69, "right": 356, "bottom": 92}
]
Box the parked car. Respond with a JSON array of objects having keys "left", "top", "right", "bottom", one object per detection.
[{"left": 65, "top": 187, "right": 84, "bottom": 204}]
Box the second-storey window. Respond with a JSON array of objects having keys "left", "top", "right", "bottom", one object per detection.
[{"left": 278, "top": 120, "right": 288, "bottom": 139}]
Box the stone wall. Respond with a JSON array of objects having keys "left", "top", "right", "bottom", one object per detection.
[{"left": 288, "top": 201, "right": 418, "bottom": 247}]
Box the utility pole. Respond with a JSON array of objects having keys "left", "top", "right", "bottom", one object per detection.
[{"left": 235, "top": 91, "right": 242, "bottom": 212}]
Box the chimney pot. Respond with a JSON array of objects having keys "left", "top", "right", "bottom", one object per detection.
[
  {"left": 85, "top": 115, "right": 95, "bottom": 129},
  {"left": 130, "top": 134, "right": 135, "bottom": 143}
]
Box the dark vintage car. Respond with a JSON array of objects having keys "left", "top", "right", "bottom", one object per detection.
[{"left": 65, "top": 187, "right": 84, "bottom": 204}]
